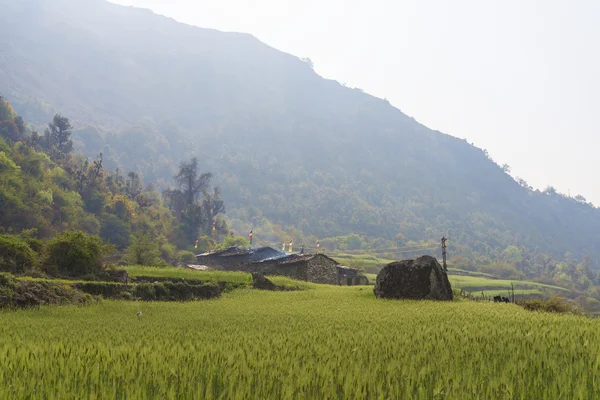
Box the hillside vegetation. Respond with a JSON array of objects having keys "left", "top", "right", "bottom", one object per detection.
[
  {"left": 1, "top": 0, "right": 600, "bottom": 278},
  {"left": 0, "top": 95, "right": 235, "bottom": 279}
]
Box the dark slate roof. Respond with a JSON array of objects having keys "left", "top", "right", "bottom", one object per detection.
[
  {"left": 197, "top": 246, "right": 284, "bottom": 260},
  {"left": 197, "top": 247, "right": 251, "bottom": 257},
  {"left": 250, "top": 247, "right": 286, "bottom": 262},
  {"left": 253, "top": 253, "right": 340, "bottom": 266}
]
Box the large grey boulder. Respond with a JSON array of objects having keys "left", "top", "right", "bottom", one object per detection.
[{"left": 374, "top": 255, "right": 453, "bottom": 300}]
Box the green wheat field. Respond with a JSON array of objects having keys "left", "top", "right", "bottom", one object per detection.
[{"left": 1, "top": 285, "right": 599, "bottom": 399}]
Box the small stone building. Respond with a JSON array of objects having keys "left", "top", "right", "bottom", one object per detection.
[
  {"left": 251, "top": 254, "right": 367, "bottom": 285},
  {"left": 196, "top": 248, "right": 368, "bottom": 285},
  {"left": 250, "top": 254, "right": 340, "bottom": 284},
  {"left": 337, "top": 265, "right": 369, "bottom": 286}
]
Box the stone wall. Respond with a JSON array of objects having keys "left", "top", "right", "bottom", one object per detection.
[
  {"left": 306, "top": 257, "right": 338, "bottom": 284},
  {"left": 245, "top": 254, "right": 339, "bottom": 284}
]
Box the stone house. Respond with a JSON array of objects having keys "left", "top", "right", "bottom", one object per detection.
[
  {"left": 337, "top": 265, "right": 369, "bottom": 285},
  {"left": 250, "top": 254, "right": 366, "bottom": 285},
  {"left": 196, "top": 247, "right": 367, "bottom": 285}
]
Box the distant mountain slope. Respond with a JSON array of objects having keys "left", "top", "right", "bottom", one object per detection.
[{"left": 1, "top": 0, "right": 599, "bottom": 266}]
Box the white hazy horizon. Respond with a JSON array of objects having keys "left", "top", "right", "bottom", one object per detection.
[{"left": 110, "top": 0, "right": 600, "bottom": 204}]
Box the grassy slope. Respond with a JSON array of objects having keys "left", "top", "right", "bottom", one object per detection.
[
  {"left": 1, "top": 287, "right": 598, "bottom": 398},
  {"left": 449, "top": 276, "right": 569, "bottom": 294}
]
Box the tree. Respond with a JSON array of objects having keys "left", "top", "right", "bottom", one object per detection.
[
  {"left": 501, "top": 245, "right": 523, "bottom": 265},
  {"left": 0, "top": 234, "right": 38, "bottom": 274},
  {"left": 516, "top": 177, "right": 532, "bottom": 190},
  {"left": 217, "top": 235, "right": 250, "bottom": 250},
  {"left": 0, "top": 95, "right": 17, "bottom": 121},
  {"left": 124, "top": 232, "right": 160, "bottom": 265},
  {"left": 14, "top": 116, "right": 26, "bottom": 135},
  {"left": 201, "top": 186, "right": 225, "bottom": 233},
  {"left": 44, "top": 114, "right": 73, "bottom": 156},
  {"left": 174, "top": 157, "right": 212, "bottom": 207},
  {"left": 342, "top": 234, "right": 363, "bottom": 250},
  {"left": 100, "top": 214, "right": 131, "bottom": 249},
  {"left": 43, "top": 231, "right": 105, "bottom": 277},
  {"left": 574, "top": 195, "right": 587, "bottom": 204},
  {"left": 0, "top": 121, "right": 20, "bottom": 142},
  {"left": 501, "top": 164, "right": 511, "bottom": 174},
  {"left": 165, "top": 157, "right": 225, "bottom": 244},
  {"left": 301, "top": 57, "right": 314, "bottom": 70},
  {"left": 125, "top": 171, "right": 143, "bottom": 199}
]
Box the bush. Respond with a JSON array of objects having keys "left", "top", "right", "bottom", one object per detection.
[
  {"left": 0, "top": 234, "right": 38, "bottom": 274},
  {"left": 519, "top": 296, "right": 582, "bottom": 315},
  {"left": 160, "top": 243, "right": 178, "bottom": 265},
  {"left": 0, "top": 272, "right": 16, "bottom": 287},
  {"left": 178, "top": 250, "right": 197, "bottom": 265},
  {"left": 43, "top": 231, "right": 104, "bottom": 277},
  {"left": 216, "top": 236, "right": 250, "bottom": 250},
  {"left": 134, "top": 283, "right": 157, "bottom": 301},
  {"left": 124, "top": 233, "right": 160, "bottom": 266},
  {"left": 153, "top": 282, "right": 169, "bottom": 299},
  {"left": 18, "top": 229, "right": 44, "bottom": 254}
]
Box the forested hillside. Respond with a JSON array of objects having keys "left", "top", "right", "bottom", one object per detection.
[
  {"left": 0, "top": 96, "right": 232, "bottom": 274},
  {"left": 1, "top": 0, "right": 600, "bottom": 277}
]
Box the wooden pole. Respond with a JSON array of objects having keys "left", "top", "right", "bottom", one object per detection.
[{"left": 441, "top": 236, "right": 448, "bottom": 272}]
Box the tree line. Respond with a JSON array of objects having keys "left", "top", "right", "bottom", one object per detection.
[{"left": 0, "top": 96, "right": 229, "bottom": 277}]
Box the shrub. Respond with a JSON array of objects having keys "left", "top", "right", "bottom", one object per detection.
[
  {"left": 43, "top": 231, "right": 104, "bottom": 277},
  {"left": 178, "top": 250, "right": 197, "bottom": 265},
  {"left": 216, "top": 236, "right": 250, "bottom": 250},
  {"left": 0, "top": 272, "right": 16, "bottom": 287},
  {"left": 134, "top": 283, "right": 157, "bottom": 301},
  {"left": 124, "top": 233, "right": 160, "bottom": 266},
  {"left": 0, "top": 234, "right": 38, "bottom": 274},
  {"left": 18, "top": 229, "right": 44, "bottom": 254},
  {"left": 158, "top": 243, "right": 180, "bottom": 265},
  {"left": 519, "top": 295, "right": 582, "bottom": 315},
  {"left": 153, "top": 282, "right": 169, "bottom": 299}
]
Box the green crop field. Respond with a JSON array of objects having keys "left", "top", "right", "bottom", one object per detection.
[
  {"left": 123, "top": 266, "right": 314, "bottom": 289},
  {"left": 364, "top": 272, "right": 569, "bottom": 299},
  {"left": 449, "top": 275, "right": 570, "bottom": 295},
  {"left": 1, "top": 286, "right": 598, "bottom": 399}
]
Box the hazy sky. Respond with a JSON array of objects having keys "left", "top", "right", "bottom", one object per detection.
[{"left": 111, "top": 0, "right": 600, "bottom": 204}]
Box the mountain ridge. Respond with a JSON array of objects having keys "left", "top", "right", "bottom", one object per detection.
[{"left": 1, "top": 0, "right": 599, "bottom": 269}]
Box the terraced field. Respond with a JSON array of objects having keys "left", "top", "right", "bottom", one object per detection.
[{"left": 1, "top": 285, "right": 597, "bottom": 399}]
